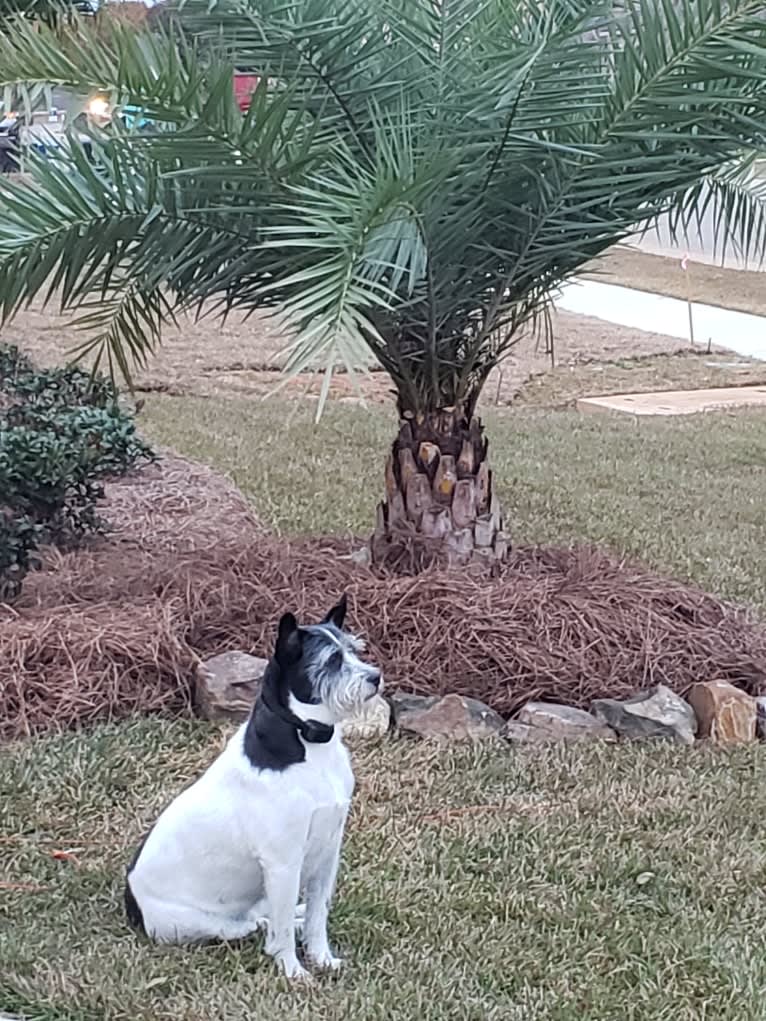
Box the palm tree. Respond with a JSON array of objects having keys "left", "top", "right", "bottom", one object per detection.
[{"left": 0, "top": 0, "right": 764, "bottom": 565}]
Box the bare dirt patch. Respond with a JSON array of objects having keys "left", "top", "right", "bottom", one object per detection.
[
  {"left": 515, "top": 349, "right": 766, "bottom": 409},
  {"left": 3, "top": 298, "right": 704, "bottom": 408}
]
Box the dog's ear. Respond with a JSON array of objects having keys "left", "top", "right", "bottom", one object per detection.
[
  {"left": 275, "top": 612, "right": 302, "bottom": 665},
  {"left": 322, "top": 594, "right": 347, "bottom": 630}
]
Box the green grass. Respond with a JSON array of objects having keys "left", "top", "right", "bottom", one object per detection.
[
  {"left": 2, "top": 720, "right": 766, "bottom": 1021},
  {"left": 142, "top": 395, "right": 766, "bottom": 608},
  {"left": 5, "top": 394, "right": 766, "bottom": 1020}
]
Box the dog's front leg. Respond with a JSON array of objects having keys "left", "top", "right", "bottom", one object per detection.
[
  {"left": 303, "top": 817, "right": 345, "bottom": 972},
  {"left": 263, "top": 862, "right": 310, "bottom": 982}
]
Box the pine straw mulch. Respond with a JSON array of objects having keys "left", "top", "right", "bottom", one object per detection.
[{"left": 2, "top": 453, "right": 766, "bottom": 739}]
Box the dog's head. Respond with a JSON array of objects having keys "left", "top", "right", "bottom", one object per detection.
[{"left": 273, "top": 595, "right": 382, "bottom": 723}]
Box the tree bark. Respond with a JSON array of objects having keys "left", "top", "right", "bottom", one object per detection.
[{"left": 371, "top": 407, "right": 508, "bottom": 570}]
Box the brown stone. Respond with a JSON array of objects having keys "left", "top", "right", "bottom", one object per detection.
[
  {"left": 687, "top": 681, "right": 756, "bottom": 743},
  {"left": 195, "top": 651, "right": 268, "bottom": 723},
  {"left": 518, "top": 702, "right": 617, "bottom": 742},
  {"left": 389, "top": 691, "right": 439, "bottom": 722},
  {"left": 396, "top": 692, "right": 504, "bottom": 741}
]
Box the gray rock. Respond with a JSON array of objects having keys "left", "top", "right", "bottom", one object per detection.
[
  {"left": 591, "top": 684, "right": 697, "bottom": 745},
  {"left": 340, "top": 694, "right": 391, "bottom": 740},
  {"left": 395, "top": 692, "right": 504, "bottom": 741},
  {"left": 503, "top": 721, "right": 560, "bottom": 744},
  {"left": 389, "top": 691, "right": 440, "bottom": 725},
  {"left": 195, "top": 650, "right": 268, "bottom": 723},
  {"left": 518, "top": 701, "right": 617, "bottom": 742}
]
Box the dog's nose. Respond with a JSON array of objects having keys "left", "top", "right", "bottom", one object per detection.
[{"left": 368, "top": 670, "right": 382, "bottom": 689}]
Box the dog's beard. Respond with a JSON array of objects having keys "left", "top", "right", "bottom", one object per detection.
[{"left": 319, "top": 672, "right": 376, "bottom": 721}]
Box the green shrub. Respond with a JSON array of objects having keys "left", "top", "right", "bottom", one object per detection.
[
  {"left": 0, "top": 344, "right": 119, "bottom": 409},
  {"left": 0, "top": 513, "right": 39, "bottom": 603},
  {"left": 0, "top": 344, "right": 154, "bottom": 600}
]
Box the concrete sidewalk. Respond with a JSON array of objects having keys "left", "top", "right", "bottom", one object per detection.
[{"left": 554, "top": 279, "right": 766, "bottom": 362}]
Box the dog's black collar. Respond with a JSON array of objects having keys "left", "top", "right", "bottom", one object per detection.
[{"left": 261, "top": 692, "right": 335, "bottom": 744}]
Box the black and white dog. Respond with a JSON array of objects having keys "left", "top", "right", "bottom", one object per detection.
[{"left": 125, "top": 596, "right": 381, "bottom": 982}]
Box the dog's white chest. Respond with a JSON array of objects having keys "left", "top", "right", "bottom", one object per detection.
[
  {"left": 298, "top": 738, "right": 355, "bottom": 812},
  {"left": 279, "top": 739, "right": 354, "bottom": 880}
]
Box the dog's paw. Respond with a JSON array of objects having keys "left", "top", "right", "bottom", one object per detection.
[
  {"left": 278, "top": 955, "right": 314, "bottom": 984},
  {"left": 307, "top": 949, "right": 344, "bottom": 972}
]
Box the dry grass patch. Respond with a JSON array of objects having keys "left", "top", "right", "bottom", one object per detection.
[
  {"left": 5, "top": 296, "right": 693, "bottom": 408},
  {"left": 587, "top": 245, "right": 766, "bottom": 317},
  {"left": 514, "top": 350, "right": 766, "bottom": 409}
]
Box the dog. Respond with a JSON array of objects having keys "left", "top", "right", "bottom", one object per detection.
[{"left": 124, "top": 595, "right": 381, "bottom": 982}]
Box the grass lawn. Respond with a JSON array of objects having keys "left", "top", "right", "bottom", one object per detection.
[
  {"left": 2, "top": 721, "right": 766, "bottom": 1021},
  {"left": 589, "top": 245, "right": 766, "bottom": 318},
  {"left": 143, "top": 395, "right": 766, "bottom": 609},
  {"left": 3, "top": 395, "right": 766, "bottom": 1020}
]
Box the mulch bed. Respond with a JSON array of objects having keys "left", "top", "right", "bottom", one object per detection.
[{"left": 3, "top": 453, "right": 766, "bottom": 739}]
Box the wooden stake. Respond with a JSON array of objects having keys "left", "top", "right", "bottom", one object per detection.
[{"left": 681, "top": 253, "right": 695, "bottom": 346}]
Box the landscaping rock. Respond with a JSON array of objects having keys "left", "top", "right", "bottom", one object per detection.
[
  {"left": 389, "top": 691, "right": 440, "bottom": 725},
  {"left": 687, "top": 681, "right": 756, "bottom": 743},
  {"left": 757, "top": 697, "right": 766, "bottom": 740},
  {"left": 591, "top": 684, "right": 697, "bottom": 745},
  {"left": 396, "top": 692, "right": 504, "bottom": 741},
  {"left": 340, "top": 694, "right": 391, "bottom": 740},
  {"left": 517, "top": 701, "right": 617, "bottom": 741},
  {"left": 195, "top": 651, "right": 268, "bottom": 723},
  {"left": 503, "top": 721, "right": 559, "bottom": 744}
]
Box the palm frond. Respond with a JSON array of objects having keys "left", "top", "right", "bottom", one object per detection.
[
  {"left": 663, "top": 154, "right": 766, "bottom": 266},
  {"left": 0, "top": 0, "right": 765, "bottom": 412}
]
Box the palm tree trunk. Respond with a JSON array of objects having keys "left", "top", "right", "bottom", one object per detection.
[{"left": 371, "top": 407, "right": 508, "bottom": 568}]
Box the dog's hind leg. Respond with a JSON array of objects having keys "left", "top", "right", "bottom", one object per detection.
[
  {"left": 140, "top": 899, "right": 263, "bottom": 946},
  {"left": 246, "top": 899, "right": 306, "bottom": 936}
]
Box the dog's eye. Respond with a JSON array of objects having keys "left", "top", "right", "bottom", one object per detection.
[{"left": 327, "top": 650, "right": 343, "bottom": 673}]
